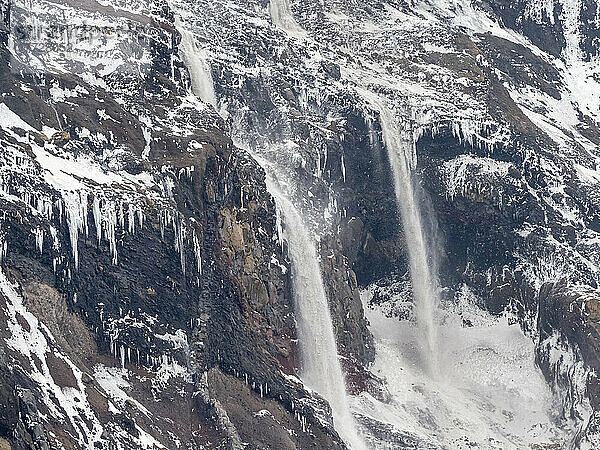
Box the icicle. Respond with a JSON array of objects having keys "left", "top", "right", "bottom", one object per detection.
[
  {"left": 118, "top": 202, "right": 125, "bottom": 230},
  {"left": 193, "top": 230, "right": 202, "bottom": 274},
  {"left": 128, "top": 204, "right": 136, "bottom": 234},
  {"left": 103, "top": 200, "right": 118, "bottom": 265},
  {"left": 56, "top": 199, "right": 63, "bottom": 224},
  {"left": 64, "top": 191, "right": 89, "bottom": 270},
  {"left": 34, "top": 227, "right": 44, "bottom": 254},
  {"left": 93, "top": 195, "right": 102, "bottom": 244},
  {"left": 341, "top": 154, "right": 346, "bottom": 182},
  {"left": 160, "top": 210, "right": 166, "bottom": 240},
  {"left": 36, "top": 196, "right": 53, "bottom": 219},
  {"left": 137, "top": 209, "right": 144, "bottom": 231},
  {"left": 174, "top": 217, "right": 186, "bottom": 274},
  {"left": 0, "top": 236, "right": 6, "bottom": 265}
]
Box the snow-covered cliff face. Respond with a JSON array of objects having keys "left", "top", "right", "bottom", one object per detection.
[
  {"left": 0, "top": 0, "right": 599, "bottom": 448},
  {"left": 0, "top": 1, "right": 359, "bottom": 448}
]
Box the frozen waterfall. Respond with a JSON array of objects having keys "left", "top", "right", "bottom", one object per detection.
[{"left": 377, "top": 104, "right": 440, "bottom": 376}]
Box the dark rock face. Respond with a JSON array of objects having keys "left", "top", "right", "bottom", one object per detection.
[
  {"left": 481, "top": 0, "right": 567, "bottom": 58},
  {"left": 205, "top": 367, "right": 344, "bottom": 449},
  {"left": 334, "top": 111, "right": 406, "bottom": 286},
  {"left": 535, "top": 281, "right": 600, "bottom": 447},
  {"left": 580, "top": 0, "right": 600, "bottom": 60}
]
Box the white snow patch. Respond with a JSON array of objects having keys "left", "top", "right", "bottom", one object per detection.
[
  {"left": 0, "top": 103, "right": 36, "bottom": 132},
  {"left": 353, "top": 285, "right": 572, "bottom": 448}
]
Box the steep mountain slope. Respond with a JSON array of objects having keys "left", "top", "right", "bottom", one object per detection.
[
  {"left": 0, "top": 1, "right": 365, "bottom": 447},
  {"left": 0, "top": 0, "right": 599, "bottom": 448},
  {"left": 177, "top": 0, "right": 600, "bottom": 443}
]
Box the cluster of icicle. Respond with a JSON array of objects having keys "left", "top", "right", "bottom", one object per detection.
[
  {"left": 413, "top": 117, "right": 509, "bottom": 154},
  {"left": 11, "top": 0, "right": 151, "bottom": 59},
  {"left": 106, "top": 327, "right": 185, "bottom": 371},
  {"left": 440, "top": 154, "right": 514, "bottom": 212},
  {"left": 0, "top": 178, "right": 203, "bottom": 283},
  {"left": 160, "top": 209, "right": 204, "bottom": 280}
]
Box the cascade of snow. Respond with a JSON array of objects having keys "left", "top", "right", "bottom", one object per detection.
[
  {"left": 262, "top": 170, "right": 364, "bottom": 450},
  {"left": 377, "top": 103, "right": 440, "bottom": 376},
  {"left": 269, "top": 0, "right": 305, "bottom": 35},
  {"left": 176, "top": 21, "right": 218, "bottom": 108},
  {"left": 558, "top": 0, "right": 584, "bottom": 62}
]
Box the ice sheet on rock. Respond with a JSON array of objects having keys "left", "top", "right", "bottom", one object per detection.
[
  {"left": 94, "top": 365, "right": 152, "bottom": 418},
  {"left": 10, "top": 0, "right": 154, "bottom": 79},
  {"left": 539, "top": 330, "right": 593, "bottom": 433},
  {"left": 507, "top": 85, "right": 598, "bottom": 154},
  {"left": 31, "top": 144, "right": 125, "bottom": 191},
  {"left": 49, "top": 83, "right": 89, "bottom": 102},
  {"left": 575, "top": 163, "right": 600, "bottom": 185},
  {"left": 441, "top": 154, "right": 513, "bottom": 203},
  {"left": 94, "top": 365, "right": 168, "bottom": 448}
]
